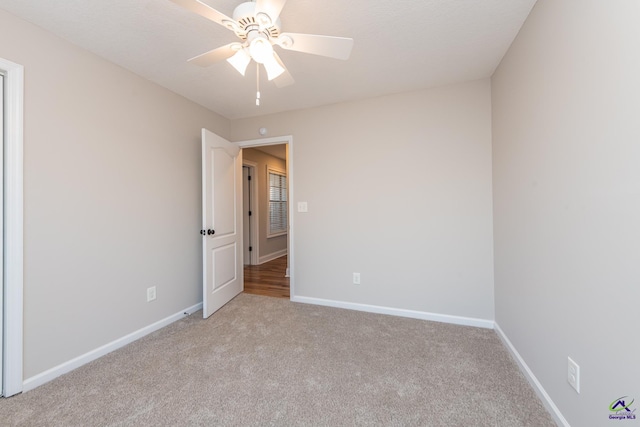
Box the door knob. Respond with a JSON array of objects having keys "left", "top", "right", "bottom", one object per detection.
[{"left": 207, "top": 229, "right": 215, "bottom": 235}]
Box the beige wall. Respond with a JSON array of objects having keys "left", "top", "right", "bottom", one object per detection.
[
  {"left": 0, "top": 9, "right": 229, "bottom": 378},
  {"left": 231, "top": 79, "right": 495, "bottom": 320},
  {"left": 242, "top": 147, "right": 287, "bottom": 262},
  {"left": 492, "top": 0, "right": 640, "bottom": 425}
]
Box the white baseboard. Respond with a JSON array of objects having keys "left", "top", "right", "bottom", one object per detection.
[
  {"left": 494, "top": 322, "right": 569, "bottom": 427},
  {"left": 290, "top": 295, "right": 494, "bottom": 329},
  {"left": 258, "top": 249, "right": 287, "bottom": 265},
  {"left": 22, "top": 302, "right": 203, "bottom": 393}
]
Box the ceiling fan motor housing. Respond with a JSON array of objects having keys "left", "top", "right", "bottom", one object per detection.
[{"left": 232, "top": 2, "right": 281, "bottom": 41}]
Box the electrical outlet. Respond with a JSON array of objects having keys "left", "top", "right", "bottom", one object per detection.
[
  {"left": 147, "top": 286, "right": 156, "bottom": 302},
  {"left": 567, "top": 357, "right": 580, "bottom": 393},
  {"left": 353, "top": 272, "right": 361, "bottom": 285}
]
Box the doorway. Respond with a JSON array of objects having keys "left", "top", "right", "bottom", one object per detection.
[{"left": 237, "top": 137, "right": 292, "bottom": 299}]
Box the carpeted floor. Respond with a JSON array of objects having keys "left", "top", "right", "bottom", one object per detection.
[{"left": 0, "top": 294, "right": 556, "bottom": 426}]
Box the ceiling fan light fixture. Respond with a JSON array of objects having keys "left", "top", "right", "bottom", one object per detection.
[
  {"left": 173, "top": 0, "right": 354, "bottom": 100},
  {"left": 249, "top": 36, "right": 274, "bottom": 64},
  {"left": 226, "top": 49, "right": 251, "bottom": 76}
]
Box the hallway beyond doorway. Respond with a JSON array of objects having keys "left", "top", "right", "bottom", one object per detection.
[{"left": 244, "top": 256, "right": 289, "bottom": 299}]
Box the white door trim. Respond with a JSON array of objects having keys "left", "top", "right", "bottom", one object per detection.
[
  {"left": 236, "top": 135, "right": 294, "bottom": 298},
  {"left": 0, "top": 57, "right": 24, "bottom": 397},
  {"left": 242, "top": 160, "right": 259, "bottom": 266}
]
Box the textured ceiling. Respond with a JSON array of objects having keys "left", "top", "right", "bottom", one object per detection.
[{"left": 0, "top": 0, "right": 537, "bottom": 119}]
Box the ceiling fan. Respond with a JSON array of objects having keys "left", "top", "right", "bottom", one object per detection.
[{"left": 171, "top": 0, "right": 354, "bottom": 89}]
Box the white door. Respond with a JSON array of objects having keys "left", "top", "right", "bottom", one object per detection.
[{"left": 201, "top": 128, "right": 243, "bottom": 318}]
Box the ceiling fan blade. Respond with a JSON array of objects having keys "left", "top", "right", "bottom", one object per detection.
[
  {"left": 188, "top": 44, "right": 238, "bottom": 67},
  {"left": 255, "top": 0, "right": 288, "bottom": 23},
  {"left": 275, "top": 33, "right": 354, "bottom": 60},
  {"left": 170, "top": 0, "right": 235, "bottom": 30},
  {"left": 272, "top": 52, "right": 295, "bottom": 88}
]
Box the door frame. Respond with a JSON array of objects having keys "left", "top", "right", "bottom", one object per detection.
[
  {"left": 242, "top": 161, "right": 259, "bottom": 266},
  {"left": 236, "top": 135, "right": 294, "bottom": 298},
  {"left": 1, "top": 57, "right": 24, "bottom": 397}
]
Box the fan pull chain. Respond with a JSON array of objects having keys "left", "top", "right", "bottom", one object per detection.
[{"left": 256, "top": 63, "right": 261, "bottom": 106}]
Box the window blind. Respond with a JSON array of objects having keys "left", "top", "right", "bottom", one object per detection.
[{"left": 268, "top": 171, "right": 287, "bottom": 236}]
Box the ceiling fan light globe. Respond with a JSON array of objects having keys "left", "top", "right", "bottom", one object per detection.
[
  {"left": 249, "top": 37, "right": 274, "bottom": 64},
  {"left": 264, "top": 55, "right": 285, "bottom": 80},
  {"left": 226, "top": 49, "right": 251, "bottom": 76}
]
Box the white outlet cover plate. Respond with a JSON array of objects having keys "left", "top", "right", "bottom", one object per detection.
[{"left": 567, "top": 356, "right": 580, "bottom": 393}]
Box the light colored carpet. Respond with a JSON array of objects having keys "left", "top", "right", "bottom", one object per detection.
[{"left": 0, "top": 294, "right": 556, "bottom": 426}]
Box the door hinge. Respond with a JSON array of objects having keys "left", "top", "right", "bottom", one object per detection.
[
  {"left": 249, "top": 246, "right": 253, "bottom": 252},
  {"left": 248, "top": 175, "right": 252, "bottom": 181},
  {"left": 248, "top": 211, "right": 252, "bottom": 216}
]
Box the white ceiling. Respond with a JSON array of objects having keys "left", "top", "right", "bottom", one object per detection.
[
  {"left": 254, "top": 144, "right": 286, "bottom": 160},
  {"left": 0, "top": 0, "right": 536, "bottom": 120}
]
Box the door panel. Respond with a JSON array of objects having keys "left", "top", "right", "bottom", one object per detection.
[
  {"left": 212, "top": 149, "right": 235, "bottom": 235},
  {"left": 212, "top": 243, "right": 237, "bottom": 289}
]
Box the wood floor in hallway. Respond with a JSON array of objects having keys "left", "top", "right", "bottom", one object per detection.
[{"left": 244, "top": 255, "right": 289, "bottom": 298}]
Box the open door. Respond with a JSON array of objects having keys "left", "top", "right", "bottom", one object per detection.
[{"left": 201, "top": 128, "right": 243, "bottom": 318}]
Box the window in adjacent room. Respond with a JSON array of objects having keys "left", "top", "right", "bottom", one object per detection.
[{"left": 268, "top": 168, "right": 287, "bottom": 237}]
